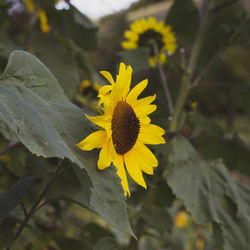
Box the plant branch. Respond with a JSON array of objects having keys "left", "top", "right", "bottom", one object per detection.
[
  {"left": 7, "top": 160, "right": 65, "bottom": 248},
  {"left": 169, "top": 0, "right": 214, "bottom": 132},
  {"left": 151, "top": 41, "right": 174, "bottom": 115}
]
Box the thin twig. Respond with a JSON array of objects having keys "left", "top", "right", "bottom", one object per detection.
[
  {"left": 7, "top": 160, "right": 65, "bottom": 249},
  {"left": 20, "top": 202, "right": 28, "bottom": 218},
  {"left": 0, "top": 142, "right": 22, "bottom": 156},
  {"left": 151, "top": 40, "right": 174, "bottom": 115},
  {"left": 192, "top": 49, "right": 222, "bottom": 87}
]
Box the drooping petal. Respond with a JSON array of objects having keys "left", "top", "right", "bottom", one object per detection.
[
  {"left": 133, "top": 141, "right": 158, "bottom": 168},
  {"left": 126, "top": 79, "right": 148, "bottom": 104},
  {"left": 124, "top": 150, "right": 147, "bottom": 189},
  {"left": 114, "top": 154, "right": 130, "bottom": 197},
  {"left": 139, "top": 124, "right": 166, "bottom": 145},
  {"left": 98, "top": 138, "right": 112, "bottom": 170},
  {"left": 76, "top": 130, "right": 107, "bottom": 151},
  {"left": 100, "top": 70, "right": 115, "bottom": 85}
]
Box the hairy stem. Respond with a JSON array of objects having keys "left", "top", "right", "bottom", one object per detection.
[
  {"left": 151, "top": 41, "right": 174, "bottom": 115},
  {"left": 169, "top": 0, "right": 214, "bottom": 132}
]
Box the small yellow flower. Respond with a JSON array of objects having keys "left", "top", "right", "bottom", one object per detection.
[
  {"left": 77, "top": 63, "right": 166, "bottom": 197},
  {"left": 196, "top": 239, "right": 205, "bottom": 250},
  {"left": 38, "top": 9, "right": 50, "bottom": 33},
  {"left": 175, "top": 211, "right": 188, "bottom": 228},
  {"left": 190, "top": 102, "right": 198, "bottom": 110},
  {"left": 122, "top": 17, "right": 177, "bottom": 67}
]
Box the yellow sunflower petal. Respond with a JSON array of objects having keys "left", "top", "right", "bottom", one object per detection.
[
  {"left": 111, "top": 63, "right": 132, "bottom": 103},
  {"left": 140, "top": 116, "right": 151, "bottom": 124},
  {"left": 135, "top": 141, "right": 158, "bottom": 167},
  {"left": 124, "top": 30, "right": 138, "bottom": 42},
  {"left": 147, "top": 17, "right": 157, "bottom": 29},
  {"left": 124, "top": 150, "right": 147, "bottom": 189},
  {"left": 85, "top": 114, "right": 108, "bottom": 129},
  {"left": 149, "top": 56, "right": 157, "bottom": 67},
  {"left": 139, "top": 124, "right": 166, "bottom": 144},
  {"left": 98, "top": 139, "right": 112, "bottom": 170},
  {"left": 121, "top": 41, "right": 137, "bottom": 50},
  {"left": 126, "top": 79, "right": 148, "bottom": 104},
  {"left": 160, "top": 52, "right": 166, "bottom": 65},
  {"left": 134, "top": 104, "right": 157, "bottom": 117},
  {"left": 128, "top": 143, "right": 154, "bottom": 175},
  {"left": 132, "top": 95, "right": 156, "bottom": 109},
  {"left": 114, "top": 154, "right": 130, "bottom": 197},
  {"left": 76, "top": 130, "right": 106, "bottom": 151},
  {"left": 100, "top": 70, "right": 115, "bottom": 85},
  {"left": 99, "top": 85, "right": 112, "bottom": 96}
]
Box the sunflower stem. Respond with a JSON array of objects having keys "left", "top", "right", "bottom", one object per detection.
[
  {"left": 151, "top": 40, "right": 174, "bottom": 116},
  {"left": 7, "top": 160, "right": 65, "bottom": 249},
  {"left": 169, "top": 0, "right": 214, "bottom": 132}
]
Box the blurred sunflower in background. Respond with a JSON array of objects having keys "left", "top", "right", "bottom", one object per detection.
[
  {"left": 122, "top": 17, "right": 177, "bottom": 67},
  {"left": 75, "top": 80, "right": 101, "bottom": 112},
  {"left": 77, "top": 63, "right": 166, "bottom": 197}
]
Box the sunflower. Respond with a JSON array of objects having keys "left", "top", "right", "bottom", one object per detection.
[
  {"left": 122, "top": 17, "right": 177, "bottom": 67},
  {"left": 78, "top": 80, "right": 101, "bottom": 98},
  {"left": 77, "top": 63, "right": 166, "bottom": 197}
]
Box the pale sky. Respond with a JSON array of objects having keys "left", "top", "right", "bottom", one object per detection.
[{"left": 56, "top": 0, "right": 139, "bottom": 20}]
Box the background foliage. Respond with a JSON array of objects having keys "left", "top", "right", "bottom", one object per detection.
[{"left": 0, "top": 0, "right": 250, "bottom": 249}]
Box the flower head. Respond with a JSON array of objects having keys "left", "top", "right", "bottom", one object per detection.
[
  {"left": 175, "top": 211, "right": 188, "bottom": 228},
  {"left": 77, "top": 63, "right": 166, "bottom": 197},
  {"left": 122, "top": 17, "right": 177, "bottom": 67},
  {"left": 78, "top": 80, "right": 101, "bottom": 98}
]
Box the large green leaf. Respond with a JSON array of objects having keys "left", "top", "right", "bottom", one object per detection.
[
  {"left": 0, "top": 175, "right": 36, "bottom": 225},
  {"left": 166, "top": 136, "right": 250, "bottom": 250},
  {"left": 28, "top": 33, "right": 80, "bottom": 100},
  {"left": 0, "top": 50, "right": 133, "bottom": 236},
  {"left": 62, "top": 5, "right": 98, "bottom": 51}
]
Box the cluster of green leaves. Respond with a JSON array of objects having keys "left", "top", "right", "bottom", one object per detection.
[{"left": 1, "top": 0, "right": 250, "bottom": 250}]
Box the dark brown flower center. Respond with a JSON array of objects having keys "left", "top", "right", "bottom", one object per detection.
[
  {"left": 138, "top": 29, "right": 164, "bottom": 56},
  {"left": 111, "top": 101, "right": 140, "bottom": 155}
]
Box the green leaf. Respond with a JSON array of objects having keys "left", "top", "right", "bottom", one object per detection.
[
  {"left": 0, "top": 175, "right": 36, "bottom": 225},
  {"left": 62, "top": 5, "right": 98, "bottom": 51},
  {"left": 118, "top": 48, "right": 150, "bottom": 71},
  {"left": 166, "top": 136, "right": 250, "bottom": 250},
  {"left": 141, "top": 207, "right": 172, "bottom": 233},
  {"left": 165, "top": 0, "right": 199, "bottom": 42},
  {"left": 93, "top": 237, "right": 120, "bottom": 250},
  {"left": 0, "top": 50, "right": 133, "bottom": 236},
  {"left": 28, "top": 33, "right": 80, "bottom": 100}
]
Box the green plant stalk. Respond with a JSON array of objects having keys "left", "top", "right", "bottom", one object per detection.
[
  {"left": 151, "top": 40, "right": 174, "bottom": 115},
  {"left": 169, "top": 0, "right": 214, "bottom": 132}
]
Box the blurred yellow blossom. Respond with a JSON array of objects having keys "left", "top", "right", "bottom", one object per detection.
[
  {"left": 122, "top": 17, "right": 177, "bottom": 67},
  {"left": 175, "top": 211, "right": 188, "bottom": 228}
]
